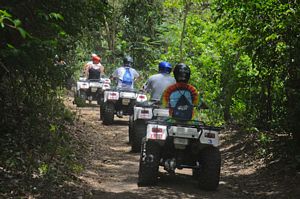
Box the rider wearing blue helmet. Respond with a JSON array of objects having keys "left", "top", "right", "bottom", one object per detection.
[{"left": 143, "top": 61, "right": 176, "bottom": 101}]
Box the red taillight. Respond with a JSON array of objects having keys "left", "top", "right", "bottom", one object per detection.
[
  {"left": 139, "top": 95, "right": 146, "bottom": 99},
  {"left": 152, "top": 127, "right": 162, "bottom": 133},
  {"left": 110, "top": 93, "right": 117, "bottom": 96},
  {"left": 141, "top": 110, "right": 149, "bottom": 114},
  {"left": 204, "top": 132, "right": 215, "bottom": 138}
]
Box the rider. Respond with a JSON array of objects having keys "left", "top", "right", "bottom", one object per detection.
[
  {"left": 54, "top": 54, "right": 66, "bottom": 67},
  {"left": 161, "top": 63, "right": 199, "bottom": 121},
  {"left": 111, "top": 55, "right": 139, "bottom": 90},
  {"left": 84, "top": 53, "right": 105, "bottom": 79},
  {"left": 143, "top": 61, "right": 176, "bottom": 101}
]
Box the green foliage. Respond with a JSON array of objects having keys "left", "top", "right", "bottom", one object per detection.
[
  {"left": 1, "top": 0, "right": 300, "bottom": 196},
  {"left": 38, "top": 163, "right": 49, "bottom": 176},
  {"left": 0, "top": 1, "right": 107, "bottom": 197},
  {"left": 0, "top": 10, "right": 29, "bottom": 39},
  {"left": 213, "top": 0, "right": 300, "bottom": 143},
  {"left": 73, "top": 95, "right": 87, "bottom": 107},
  {"left": 120, "top": 0, "right": 165, "bottom": 69},
  {"left": 259, "top": 132, "right": 271, "bottom": 146}
]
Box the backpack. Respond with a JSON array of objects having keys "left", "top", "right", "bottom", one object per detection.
[
  {"left": 172, "top": 91, "right": 193, "bottom": 121},
  {"left": 88, "top": 67, "right": 100, "bottom": 79},
  {"left": 122, "top": 67, "right": 133, "bottom": 85}
]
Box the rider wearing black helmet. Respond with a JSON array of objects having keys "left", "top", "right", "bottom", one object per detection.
[
  {"left": 173, "top": 63, "right": 191, "bottom": 83},
  {"left": 161, "top": 63, "right": 199, "bottom": 120},
  {"left": 123, "top": 56, "right": 133, "bottom": 66},
  {"left": 111, "top": 55, "right": 140, "bottom": 89}
]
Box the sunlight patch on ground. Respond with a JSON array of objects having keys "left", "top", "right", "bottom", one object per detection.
[
  {"left": 78, "top": 175, "right": 102, "bottom": 189},
  {"left": 220, "top": 142, "right": 239, "bottom": 152},
  {"left": 236, "top": 166, "right": 258, "bottom": 175},
  {"left": 90, "top": 159, "right": 121, "bottom": 169},
  {"left": 110, "top": 146, "right": 130, "bottom": 152},
  {"left": 118, "top": 159, "right": 139, "bottom": 166},
  {"left": 94, "top": 180, "right": 138, "bottom": 193}
]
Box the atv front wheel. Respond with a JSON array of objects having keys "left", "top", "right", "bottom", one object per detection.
[
  {"left": 137, "top": 139, "right": 160, "bottom": 186},
  {"left": 197, "top": 147, "right": 221, "bottom": 191},
  {"left": 102, "top": 102, "right": 114, "bottom": 125}
]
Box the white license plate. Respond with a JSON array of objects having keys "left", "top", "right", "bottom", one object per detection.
[
  {"left": 90, "top": 82, "right": 101, "bottom": 87},
  {"left": 120, "top": 92, "right": 136, "bottom": 99},
  {"left": 122, "top": 98, "right": 130, "bottom": 105},
  {"left": 174, "top": 138, "right": 188, "bottom": 145},
  {"left": 91, "top": 87, "right": 98, "bottom": 92}
]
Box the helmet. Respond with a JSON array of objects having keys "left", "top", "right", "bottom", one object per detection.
[
  {"left": 173, "top": 63, "right": 191, "bottom": 83},
  {"left": 92, "top": 55, "right": 101, "bottom": 63},
  {"left": 123, "top": 56, "right": 133, "bottom": 66},
  {"left": 159, "top": 61, "right": 172, "bottom": 74}
]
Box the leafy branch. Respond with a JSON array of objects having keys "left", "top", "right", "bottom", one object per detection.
[{"left": 0, "top": 9, "right": 29, "bottom": 38}]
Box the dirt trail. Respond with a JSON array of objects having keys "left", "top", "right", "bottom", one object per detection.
[{"left": 65, "top": 97, "right": 300, "bottom": 199}]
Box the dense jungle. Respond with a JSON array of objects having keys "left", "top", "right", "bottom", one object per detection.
[{"left": 1, "top": 0, "right": 300, "bottom": 198}]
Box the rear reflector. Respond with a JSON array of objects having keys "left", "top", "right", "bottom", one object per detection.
[
  {"left": 204, "top": 132, "right": 215, "bottom": 138},
  {"left": 141, "top": 110, "right": 149, "bottom": 114}
]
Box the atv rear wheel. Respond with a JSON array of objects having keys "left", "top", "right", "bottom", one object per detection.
[
  {"left": 131, "top": 120, "right": 147, "bottom": 153},
  {"left": 102, "top": 102, "right": 114, "bottom": 125},
  {"left": 97, "top": 93, "right": 104, "bottom": 105},
  {"left": 137, "top": 139, "right": 160, "bottom": 186},
  {"left": 128, "top": 115, "right": 134, "bottom": 144},
  {"left": 99, "top": 104, "right": 104, "bottom": 120},
  {"left": 197, "top": 147, "right": 221, "bottom": 191}
]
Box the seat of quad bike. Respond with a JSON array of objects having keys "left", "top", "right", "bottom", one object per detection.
[
  {"left": 116, "top": 87, "right": 136, "bottom": 92},
  {"left": 135, "top": 99, "right": 160, "bottom": 107},
  {"left": 161, "top": 82, "right": 199, "bottom": 121}
]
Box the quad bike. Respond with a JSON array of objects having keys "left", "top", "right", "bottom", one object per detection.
[
  {"left": 101, "top": 88, "right": 147, "bottom": 125},
  {"left": 75, "top": 76, "right": 89, "bottom": 106},
  {"left": 129, "top": 101, "right": 169, "bottom": 152},
  {"left": 96, "top": 76, "right": 111, "bottom": 105},
  {"left": 137, "top": 105, "right": 222, "bottom": 191},
  {"left": 75, "top": 76, "right": 111, "bottom": 106}
]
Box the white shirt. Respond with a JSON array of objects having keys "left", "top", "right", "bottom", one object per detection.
[{"left": 112, "top": 66, "right": 139, "bottom": 89}]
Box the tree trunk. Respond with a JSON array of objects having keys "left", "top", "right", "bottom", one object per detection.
[{"left": 179, "top": 0, "right": 191, "bottom": 62}]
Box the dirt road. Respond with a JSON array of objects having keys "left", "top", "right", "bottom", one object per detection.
[{"left": 66, "top": 99, "right": 300, "bottom": 199}]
